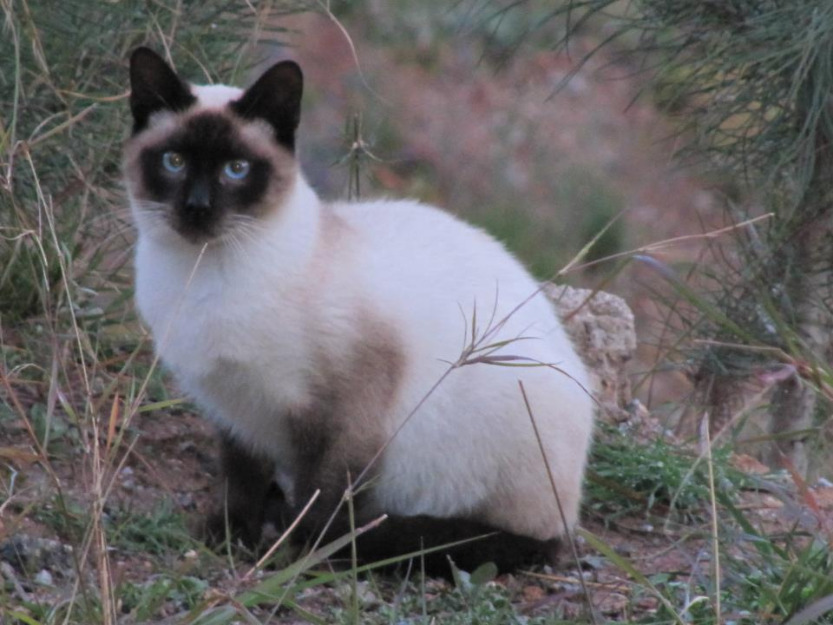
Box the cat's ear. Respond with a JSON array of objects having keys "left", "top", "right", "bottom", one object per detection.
[
  {"left": 230, "top": 60, "right": 303, "bottom": 152},
  {"left": 129, "top": 47, "right": 196, "bottom": 134}
]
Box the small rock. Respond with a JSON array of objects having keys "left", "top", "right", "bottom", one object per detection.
[
  {"left": 0, "top": 535, "right": 74, "bottom": 581},
  {"left": 335, "top": 580, "right": 379, "bottom": 608},
  {"left": 813, "top": 486, "right": 833, "bottom": 509},
  {"left": 581, "top": 554, "right": 607, "bottom": 569},
  {"left": 522, "top": 584, "right": 546, "bottom": 601},
  {"left": 597, "top": 592, "right": 628, "bottom": 615},
  {"left": 731, "top": 453, "right": 770, "bottom": 475},
  {"left": 547, "top": 284, "right": 637, "bottom": 422},
  {"left": 761, "top": 494, "right": 784, "bottom": 509},
  {"left": 178, "top": 441, "right": 197, "bottom": 453},
  {"left": 120, "top": 467, "right": 136, "bottom": 491},
  {"left": 636, "top": 595, "right": 659, "bottom": 611},
  {"left": 559, "top": 599, "right": 586, "bottom": 620},
  {"left": 626, "top": 399, "right": 650, "bottom": 420},
  {"left": 1, "top": 560, "right": 30, "bottom": 600},
  {"left": 177, "top": 492, "right": 196, "bottom": 509},
  {"left": 34, "top": 569, "right": 54, "bottom": 586},
  {"left": 614, "top": 544, "right": 632, "bottom": 557}
]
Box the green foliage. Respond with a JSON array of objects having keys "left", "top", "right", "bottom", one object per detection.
[
  {"left": 347, "top": 575, "right": 577, "bottom": 625},
  {"left": 643, "top": 537, "right": 833, "bottom": 625},
  {"left": 563, "top": 167, "right": 626, "bottom": 268},
  {"left": 720, "top": 490, "right": 833, "bottom": 624},
  {"left": 558, "top": 0, "right": 833, "bottom": 188},
  {"left": 33, "top": 496, "right": 87, "bottom": 541},
  {"left": 588, "top": 424, "right": 746, "bottom": 520},
  {"left": 475, "top": 205, "right": 569, "bottom": 280},
  {"left": 27, "top": 402, "right": 77, "bottom": 451},
  {"left": 119, "top": 574, "right": 208, "bottom": 621},
  {"left": 552, "top": 0, "right": 833, "bottom": 307},
  {"left": 470, "top": 167, "right": 625, "bottom": 280},
  {"left": 584, "top": 425, "right": 833, "bottom": 624},
  {"left": 540, "top": 0, "right": 833, "bottom": 472},
  {"left": 106, "top": 503, "right": 196, "bottom": 556},
  {"left": 740, "top": 539, "right": 833, "bottom": 622}
]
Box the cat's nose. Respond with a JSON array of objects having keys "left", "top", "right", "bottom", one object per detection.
[{"left": 186, "top": 178, "right": 212, "bottom": 213}]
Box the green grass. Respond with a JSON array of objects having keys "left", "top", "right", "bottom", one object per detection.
[
  {"left": 119, "top": 575, "right": 208, "bottom": 621},
  {"left": 587, "top": 423, "right": 748, "bottom": 522},
  {"left": 337, "top": 576, "right": 576, "bottom": 624},
  {"left": 106, "top": 503, "right": 197, "bottom": 557}
]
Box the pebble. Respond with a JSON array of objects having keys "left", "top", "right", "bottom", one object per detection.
[{"left": 35, "top": 569, "right": 54, "bottom": 586}]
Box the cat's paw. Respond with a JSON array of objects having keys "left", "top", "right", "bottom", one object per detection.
[{"left": 201, "top": 508, "right": 263, "bottom": 552}]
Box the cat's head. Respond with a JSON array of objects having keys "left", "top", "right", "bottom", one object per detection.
[{"left": 124, "top": 47, "right": 303, "bottom": 244}]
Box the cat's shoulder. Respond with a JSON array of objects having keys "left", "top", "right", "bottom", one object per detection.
[{"left": 328, "top": 197, "right": 493, "bottom": 247}]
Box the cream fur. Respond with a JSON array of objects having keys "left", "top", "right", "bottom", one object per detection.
[{"left": 130, "top": 85, "right": 595, "bottom": 541}]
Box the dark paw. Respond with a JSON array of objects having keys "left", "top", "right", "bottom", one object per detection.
[
  {"left": 202, "top": 508, "right": 263, "bottom": 551},
  {"left": 261, "top": 486, "right": 297, "bottom": 536}
]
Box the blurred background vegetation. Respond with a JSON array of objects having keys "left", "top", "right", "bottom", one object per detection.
[{"left": 555, "top": 0, "right": 833, "bottom": 477}]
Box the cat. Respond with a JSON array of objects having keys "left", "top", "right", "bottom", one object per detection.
[{"left": 124, "top": 47, "right": 594, "bottom": 576}]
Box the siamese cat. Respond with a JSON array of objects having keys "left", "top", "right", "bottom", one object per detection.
[{"left": 124, "top": 47, "right": 594, "bottom": 575}]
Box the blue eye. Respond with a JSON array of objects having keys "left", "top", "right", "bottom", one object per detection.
[
  {"left": 162, "top": 151, "right": 186, "bottom": 173},
  {"left": 223, "top": 160, "right": 251, "bottom": 180}
]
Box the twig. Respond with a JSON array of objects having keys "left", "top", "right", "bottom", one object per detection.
[
  {"left": 315, "top": 0, "right": 391, "bottom": 105},
  {"left": 518, "top": 380, "right": 598, "bottom": 625},
  {"left": 562, "top": 213, "right": 774, "bottom": 274},
  {"left": 244, "top": 489, "right": 321, "bottom": 580},
  {"left": 699, "top": 413, "right": 722, "bottom": 624}
]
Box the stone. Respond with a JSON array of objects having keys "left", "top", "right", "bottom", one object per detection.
[
  {"left": 34, "top": 568, "right": 54, "bottom": 586},
  {"left": 546, "top": 284, "right": 637, "bottom": 423},
  {"left": 0, "top": 535, "right": 75, "bottom": 581}
]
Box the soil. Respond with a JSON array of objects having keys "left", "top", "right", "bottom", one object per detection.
[{"left": 5, "top": 404, "right": 831, "bottom": 622}]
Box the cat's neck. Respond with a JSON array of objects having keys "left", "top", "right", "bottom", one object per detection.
[
  {"left": 137, "top": 172, "right": 323, "bottom": 284},
  {"left": 248, "top": 173, "right": 322, "bottom": 278}
]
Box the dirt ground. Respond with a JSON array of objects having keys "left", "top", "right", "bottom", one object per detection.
[{"left": 5, "top": 397, "right": 832, "bottom": 622}]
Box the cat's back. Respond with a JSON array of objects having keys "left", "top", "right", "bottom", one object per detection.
[
  {"left": 327, "top": 197, "right": 576, "bottom": 372},
  {"left": 330, "top": 198, "right": 538, "bottom": 293}
]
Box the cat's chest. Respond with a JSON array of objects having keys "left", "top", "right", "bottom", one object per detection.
[
  {"left": 189, "top": 357, "right": 303, "bottom": 459},
  {"left": 135, "top": 245, "right": 312, "bottom": 412}
]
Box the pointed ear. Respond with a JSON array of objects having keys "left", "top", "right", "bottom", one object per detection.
[
  {"left": 230, "top": 60, "right": 303, "bottom": 152},
  {"left": 129, "top": 47, "right": 196, "bottom": 134}
]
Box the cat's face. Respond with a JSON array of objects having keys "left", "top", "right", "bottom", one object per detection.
[{"left": 124, "top": 48, "right": 303, "bottom": 244}]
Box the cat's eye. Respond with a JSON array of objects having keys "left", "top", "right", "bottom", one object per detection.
[
  {"left": 162, "top": 151, "right": 186, "bottom": 173},
  {"left": 223, "top": 159, "right": 251, "bottom": 181}
]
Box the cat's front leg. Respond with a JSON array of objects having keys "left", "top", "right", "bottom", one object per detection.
[
  {"left": 268, "top": 417, "right": 371, "bottom": 549},
  {"left": 204, "top": 430, "right": 277, "bottom": 548}
]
